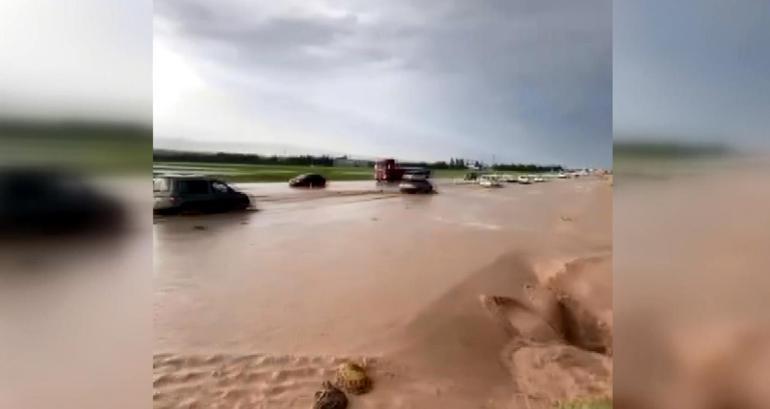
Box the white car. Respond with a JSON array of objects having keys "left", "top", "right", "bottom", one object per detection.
[
  {"left": 557, "top": 172, "right": 568, "bottom": 179},
  {"left": 478, "top": 175, "right": 502, "bottom": 187},
  {"left": 517, "top": 175, "right": 531, "bottom": 184},
  {"left": 533, "top": 175, "right": 545, "bottom": 183}
]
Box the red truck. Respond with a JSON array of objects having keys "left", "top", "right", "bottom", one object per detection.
[
  {"left": 374, "top": 159, "right": 405, "bottom": 182},
  {"left": 374, "top": 158, "right": 431, "bottom": 182}
]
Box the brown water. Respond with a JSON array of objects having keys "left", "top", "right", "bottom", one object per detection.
[
  {"left": 153, "top": 177, "right": 612, "bottom": 408},
  {"left": 0, "top": 178, "right": 153, "bottom": 409},
  {"left": 614, "top": 158, "right": 770, "bottom": 409}
]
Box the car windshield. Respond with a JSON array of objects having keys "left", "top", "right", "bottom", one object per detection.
[{"left": 211, "top": 181, "right": 230, "bottom": 193}]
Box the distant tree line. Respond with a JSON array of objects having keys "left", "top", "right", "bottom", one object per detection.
[
  {"left": 421, "top": 158, "right": 483, "bottom": 169},
  {"left": 154, "top": 150, "right": 564, "bottom": 172},
  {"left": 613, "top": 141, "right": 730, "bottom": 158},
  {"left": 153, "top": 150, "right": 343, "bottom": 167},
  {"left": 492, "top": 163, "right": 563, "bottom": 172},
  {"left": 0, "top": 118, "right": 151, "bottom": 141}
]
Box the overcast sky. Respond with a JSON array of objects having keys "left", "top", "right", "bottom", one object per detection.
[
  {"left": 0, "top": 0, "right": 151, "bottom": 123},
  {"left": 615, "top": 0, "right": 770, "bottom": 150},
  {"left": 154, "top": 0, "right": 612, "bottom": 167},
  {"left": 5, "top": 1, "right": 767, "bottom": 165}
]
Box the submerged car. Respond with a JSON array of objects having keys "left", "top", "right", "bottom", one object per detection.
[
  {"left": 517, "top": 175, "right": 532, "bottom": 184},
  {"left": 399, "top": 179, "right": 434, "bottom": 194},
  {"left": 289, "top": 173, "right": 327, "bottom": 188},
  {"left": 0, "top": 167, "right": 125, "bottom": 236},
  {"left": 533, "top": 175, "right": 545, "bottom": 183},
  {"left": 153, "top": 176, "right": 250, "bottom": 214}
]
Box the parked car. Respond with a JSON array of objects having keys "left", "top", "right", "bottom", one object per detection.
[
  {"left": 399, "top": 179, "right": 434, "bottom": 194},
  {"left": 153, "top": 176, "right": 250, "bottom": 214},
  {"left": 478, "top": 175, "right": 503, "bottom": 187},
  {"left": 0, "top": 167, "right": 125, "bottom": 236},
  {"left": 533, "top": 175, "right": 545, "bottom": 183},
  {"left": 517, "top": 175, "right": 532, "bottom": 184},
  {"left": 289, "top": 173, "right": 327, "bottom": 188}
]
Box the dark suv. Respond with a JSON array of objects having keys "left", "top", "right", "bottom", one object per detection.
[
  {"left": 153, "top": 176, "right": 250, "bottom": 214},
  {"left": 0, "top": 167, "right": 125, "bottom": 236}
]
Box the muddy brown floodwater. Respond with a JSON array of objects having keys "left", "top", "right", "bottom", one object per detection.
[
  {"left": 614, "top": 158, "right": 770, "bottom": 409},
  {"left": 153, "top": 177, "right": 612, "bottom": 409}
]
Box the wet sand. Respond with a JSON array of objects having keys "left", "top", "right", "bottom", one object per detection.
[{"left": 154, "top": 177, "right": 612, "bottom": 408}]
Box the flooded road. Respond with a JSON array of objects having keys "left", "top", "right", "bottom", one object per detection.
[
  {"left": 1, "top": 178, "right": 152, "bottom": 409},
  {"left": 154, "top": 178, "right": 610, "bottom": 354}
]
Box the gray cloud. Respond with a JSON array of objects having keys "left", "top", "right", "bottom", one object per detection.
[{"left": 155, "top": 0, "right": 611, "bottom": 167}]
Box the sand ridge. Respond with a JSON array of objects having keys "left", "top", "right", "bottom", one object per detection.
[
  {"left": 153, "top": 352, "right": 503, "bottom": 409},
  {"left": 154, "top": 353, "right": 378, "bottom": 409},
  {"left": 475, "top": 253, "right": 613, "bottom": 408}
]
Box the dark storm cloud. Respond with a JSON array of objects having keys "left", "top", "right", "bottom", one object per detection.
[
  {"left": 155, "top": 0, "right": 398, "bottom": 71},
  {"left": 155, "top": 0, "right": 612, "bottom": 167}
]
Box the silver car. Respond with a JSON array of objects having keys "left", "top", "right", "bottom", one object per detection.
[{"left": 399, "top": 178, "right": 434, "bottom": 194}]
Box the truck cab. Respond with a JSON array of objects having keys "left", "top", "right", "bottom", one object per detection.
[{"left": 374, "top": 159, "right": 405, "bottom": 182}]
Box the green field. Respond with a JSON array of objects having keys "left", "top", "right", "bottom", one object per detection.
[
  {"left": 2, "top": 121, "right": 151, "bottom": 174},
  {"left": 153, "top": 161, "right": 473, "bottom": 182}
]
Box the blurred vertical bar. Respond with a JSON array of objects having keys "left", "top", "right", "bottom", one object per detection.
[
  {"left": 614, "top": 1, "right": 770, "bottom": 408},
  {"left": 0, "top": 1, "right": 152, "bottom": 409}
]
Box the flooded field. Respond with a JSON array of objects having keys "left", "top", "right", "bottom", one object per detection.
[
  {"left": 613, "top": 157, "right": 770, "bottom": 409},
  {"left": 153, "top": 177, "right": 612, "bottom": 408}
]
